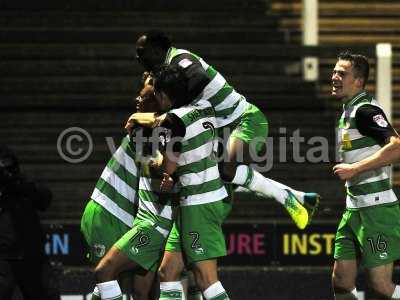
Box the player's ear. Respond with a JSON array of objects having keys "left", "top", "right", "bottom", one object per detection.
[{"left": 354, "top": 77, "right": 362, "bottom": 89}]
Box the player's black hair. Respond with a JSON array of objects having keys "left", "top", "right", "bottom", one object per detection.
[
  {"left": 154, "top": 65, "right": 190, "bottom": 108},
  {"left": 338, "top": 50, "right": 370, "bottom": 87},
  {"left": 145, "top": 30, "right": 172, "bottom": 51}
]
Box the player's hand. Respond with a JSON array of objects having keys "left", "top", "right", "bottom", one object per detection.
[
  {"left": 142, "top": 72, "right": 153, "bottom": 86},
  {"left": 160, "top": 172, "right": 174, "bottom": 192},
  {"left": 333, "top": 163, "right": 358, "bottom": 180},
  {"left": 149, "top": 151, "right": 163, "bottom": 169},
  {"left": 153, "top": 113, "right": 167, "bottom": 128},
  {"left": 125, "top": 112, "right": 156, "bottom": 132}
]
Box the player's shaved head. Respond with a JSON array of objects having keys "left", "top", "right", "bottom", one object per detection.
[
  {"left": 140, "top": 30, "right": 171, "bottom": 50},
  {"left": 135, "top": 31, "right": 171, "bottom": 72}
]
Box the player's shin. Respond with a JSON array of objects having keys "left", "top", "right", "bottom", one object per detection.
[{"left": 187, "top": 271, "right": 203, "bottom": 300}]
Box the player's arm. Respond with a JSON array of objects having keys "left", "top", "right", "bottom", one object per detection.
[
  {"left": 171, "top": 54, "right": 210, "bottom": 101},
  {"left": 334, "top": 105, "right": 400, "bottom": 180},
  {"left": 125, "top": 112, "right": 157, "bottom": 135},
  {"left": 158, "top": 113, "right": 185, "bottom": 191}
]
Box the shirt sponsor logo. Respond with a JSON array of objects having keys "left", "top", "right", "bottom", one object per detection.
[{"left": 373, "top": 114, "right": 388, "bottom": 127}]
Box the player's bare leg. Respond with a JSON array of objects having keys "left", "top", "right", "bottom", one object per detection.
[
  {"left": 332, "top": 259, "right": 358, "bottom": 300},
  {"left": 92, "top": 246, "right": 154, "bottom": 300},
  {"left": 158, "top": 251, "right": 185, "bottom": 300},
  {"left": 191, "top": 260, "right": 229, "bottom": 300}
]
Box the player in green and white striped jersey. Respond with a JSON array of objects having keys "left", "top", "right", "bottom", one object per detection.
[
  {"left": 81, "top": 133, "right": 146, "bottom": 300},
  {"left": 330, "top": 51, "right": 400, "bottom": 299},
  {"left": 134, "top": 30, "right": 319, "bottom": 230},
  {"left": 85, "top": 84, "right": 176, "bottom": 300},
  {"left": 128, "top": 66, "right": 231, "bottom": 300},
  {"left": 152, "top": 65, "right": 230, "bottom": 300},
  {"left": 81, "top": 134, "right": 138, "bottom": 265},
  {"left": 128, "top": 73, "right": 205, "bottom": 300},
  {"left": 81, "top": 75, "right": 157, "bottom": 266}
]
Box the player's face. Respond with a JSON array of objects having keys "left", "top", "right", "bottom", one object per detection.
[
  {"left": 135, "top": 36, "right": 164, "bottom": 71},
  {"left": 331, "top": 59, "right": 362, "bottom": 101},
  {"left": 135, "top": 85, "right": 159, "bottom": 113}
]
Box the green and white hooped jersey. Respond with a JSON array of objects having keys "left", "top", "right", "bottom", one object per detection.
[
  {"left": 337, "top": 91, "right": 397, "bottom": 209},
  {"left": 91, "top": 136, "right": 138, "bottom": 227},
  {"left": 165, "top": 47, "right": 249, "bottom": 129},
  {"left": 170, "top": 100, "right": 228, "bottom": 206},
  {"left": 137, "top": 163, "right": 175, "bottom": 238}
]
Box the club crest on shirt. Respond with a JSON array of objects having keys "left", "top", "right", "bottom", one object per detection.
[
  {"left": 93, "top": 243, "right": 106, "bottom": 257},
  {"left": 372, "top": 114, "right": 388, "bottom": 127}
]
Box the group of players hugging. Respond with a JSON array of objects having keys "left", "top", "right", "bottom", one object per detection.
[{"left": 80, "top": 31, "right": 320, "bottom": 300}]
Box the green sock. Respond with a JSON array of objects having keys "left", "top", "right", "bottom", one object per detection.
[
  {"left": 160, "top": 281, "right": 183, "bottom": 300},
  {"left": 159, "top": 291, "right": 182, "bottom": 300}
]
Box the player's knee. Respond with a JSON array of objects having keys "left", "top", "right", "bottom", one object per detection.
[{"left": 94, "top": 258, "right": 115, "bottom": 282}]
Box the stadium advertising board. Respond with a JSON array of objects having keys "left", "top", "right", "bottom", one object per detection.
[{"left": 43, "top": 222, "right": 338, "bottom": 266}]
